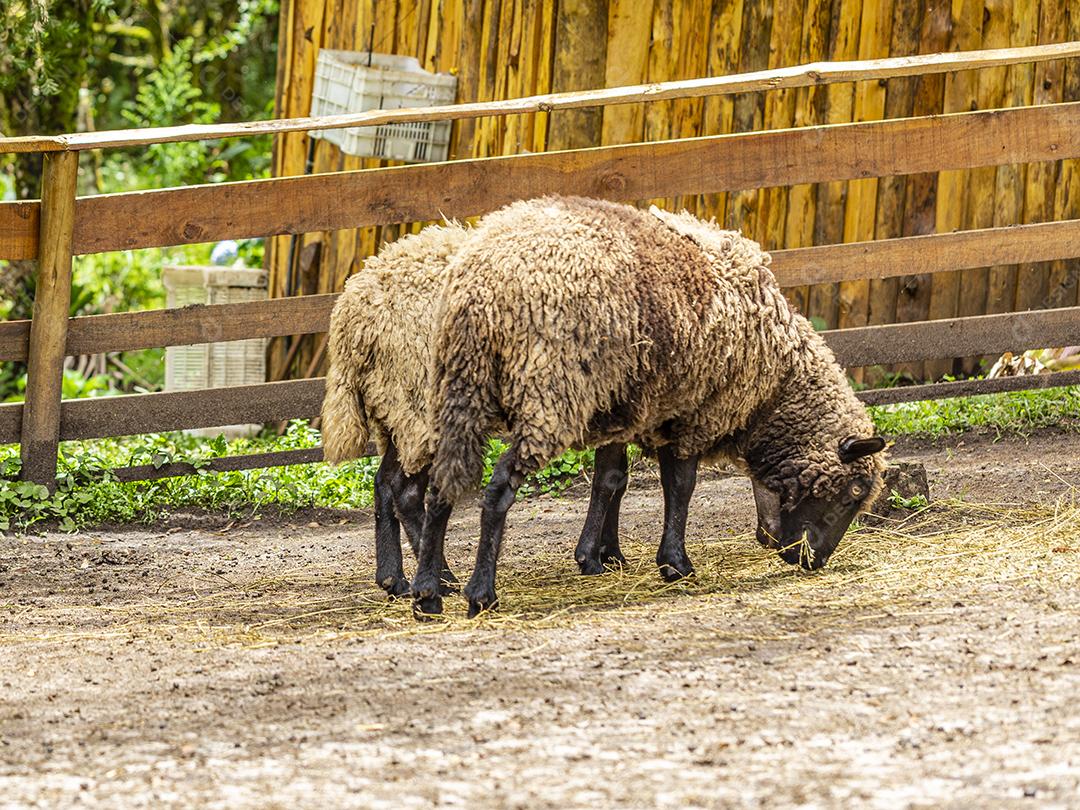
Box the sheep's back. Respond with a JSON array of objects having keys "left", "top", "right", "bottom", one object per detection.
[{"left": 433, "top": 196, "right": 790, "bottom": 464}]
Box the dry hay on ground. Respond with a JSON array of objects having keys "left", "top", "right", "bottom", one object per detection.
[{"left": 2, "top": 498, "right": 1078, "bottom": 649}]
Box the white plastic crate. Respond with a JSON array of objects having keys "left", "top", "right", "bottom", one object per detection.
[
  {"left": 309, "top": 51, "right": 458, "bottom": 162},
  {"left": 162, "top": 266, "right": 268, "bottom": 439}
]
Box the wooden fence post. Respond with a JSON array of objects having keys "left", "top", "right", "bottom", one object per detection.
[{"left": 19, "top": 151, "right": 78, "bottom": 489}]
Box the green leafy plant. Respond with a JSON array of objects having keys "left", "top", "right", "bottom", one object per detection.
[
  {"left": 120, "top": 39, "right": 221, "bottom": 187},
  {"left": 0, "top": 421, "right": 380, "bottom": 533},
  {"left": 887, "top": 490, "right": 930, "bottom": 511}
]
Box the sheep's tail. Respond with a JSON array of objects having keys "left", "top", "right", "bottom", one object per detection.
[
  {"left": 320, "top": 320, "right": 371, "bottom": 464},
  {"left": 430, "top": 311, "right": 500, "bottom": 502}
]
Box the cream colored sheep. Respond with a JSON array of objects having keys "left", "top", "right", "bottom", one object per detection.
[{"left": 321, "top": 221, "right": 631, "bottom": 596}]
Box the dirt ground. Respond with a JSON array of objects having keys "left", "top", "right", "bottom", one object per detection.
[{"left": 2, "top": 429, "right": 1079, "bottom": 809}]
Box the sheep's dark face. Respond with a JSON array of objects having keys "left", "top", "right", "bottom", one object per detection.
[{"left": 752, "top": 435, "right": 885, "bottom": 570}]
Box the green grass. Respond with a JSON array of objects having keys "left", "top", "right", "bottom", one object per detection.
[
  {"left": 869, "top": 385, "right": 1080, "bottom": 438},
  {"left": 3, "top": 386, "right": 1078, "bottom": 533},
  {"left": 0, "top": 421, "right": 372, "bottom": 532},
  {"left": 0, "top": 421, "right": 593, "bottom": 533}
]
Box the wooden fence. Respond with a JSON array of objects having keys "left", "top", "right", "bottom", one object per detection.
[
  {"left": 270, "top": 0, "right": 1080, "bottom": 382},
  {"left": 2, "top": 44, "right": 1080, "bottom": 487}
]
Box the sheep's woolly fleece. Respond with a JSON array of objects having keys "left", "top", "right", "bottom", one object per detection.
[
  {"left": 430, "top": 195, "right": 884, "bottom": 506},
  {"left": 320, "top": 221, "right": 468, "bottom": 474}
]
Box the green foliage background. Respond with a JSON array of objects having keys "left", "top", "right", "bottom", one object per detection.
[{"left": 1, "top": 0, "right": 280, "bottom": 399}]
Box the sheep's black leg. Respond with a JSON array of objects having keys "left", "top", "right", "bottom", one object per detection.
[
  {"left": 411, "top": 486, "right": 453, "bottom": 619},
  {"left": 373, "top": 448, "right": 410, "bottom": 598},
  {"left": 574, "top": 443, "right": 629, "bottom": 574},
  {"left": 391, "top": 465, "right": 426, "bottom": 557},
  {"left": 598, "top": 444, "right": 629, "bottom": 568},
  {"left": 464, "top": 449, "right": 526, "bottom": 617},
  {"left": 655, "top": 446, "right": 698, "bottom": 582},
  {"left": 391, "top": 465, "right": 458, "bottom": 595}
]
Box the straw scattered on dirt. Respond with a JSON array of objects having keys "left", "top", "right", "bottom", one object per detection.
[
  {"left": 3, "top": 499, "right": 1079, "bottom": 649},
  {"left": 2, "top": 429, "right": 1079, "bottom": 808}
]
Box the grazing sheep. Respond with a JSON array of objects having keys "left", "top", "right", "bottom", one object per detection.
[
  {"left": 320, "top": 221, "right": 631, "bottom": 597},
  {"left": 412, "top": 196, "right": 886, "bottom": 617}
]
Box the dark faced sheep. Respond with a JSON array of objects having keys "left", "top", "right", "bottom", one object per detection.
[
  {"left": 320, "top": 221, "right": 632, "bottom": 597},
  {"left": 412, "top": 196, "right": 886, "bottom": 617}
]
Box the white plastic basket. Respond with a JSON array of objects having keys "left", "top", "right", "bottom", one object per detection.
[
  {"left": 309, "top": 51, "right": 458, "bottom": 162},
  {"left": 162, "top": 266, "right": 268, "bottom": 439}
]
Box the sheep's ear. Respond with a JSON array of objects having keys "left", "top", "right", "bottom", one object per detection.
[{"left": 838, "top": 435, "right": 886, "bottom": 463}]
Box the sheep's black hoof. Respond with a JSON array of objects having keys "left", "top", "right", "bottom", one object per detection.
[
  {"left": 599, "top": 545, "right": 627, "bottom": 568},
  {"left": 577, "top": 554, "right": 606, "bottom": 576},
  {"left": 464, "top": 584, "right": 498, "bottom": 618},
  {"left": 412, "top": 591, "right": 443, "bottom": 620},
  {"left": 656, "top": 550, "right": 694, "bottom": 582},
  {"left": 438, "top": 567, "right": 460, "bottom": 596},
  {"left": 379, "top": 574, "right": 412, "bottom": 599}
]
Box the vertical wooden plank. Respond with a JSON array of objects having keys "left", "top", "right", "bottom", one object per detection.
[
  {"left": 281, "top": 0, "right": 327, "bottom": 170},
  {"left": 952, "top": 0, "right": 1009, "bottom": 374},
  {"left": 727, "top": 0, "right": 774, "bottom": 234},
  {"left": 293, "top": 0, "right": 338, "bottom": 377},
  {"left": 491, "top": 0, "right": 517, "bottom": 152},
  {"left": 267, "top": 0, "right": 326, "bottom": 380},
  {"left": 644, "top": 0, "right": 676, "bottom": 209},
  {"left": 318, "top": 0, "right": 361, "bottom": 345},
  {"left": 1049, "top": 0, "right": 1080, "bottom": 309},
  {"left": 363, "top": 0, "right": 401, "bottom": 262},
  {"left": 1015, "top": 0, "right": 1067, "bottom": 313},
  {"left": 985, "top": 0, "right": 1037, "bottom": 317},
  {"left": 20, "top": 151, "right": 78, "bottom": 488},
  {"left": 503, "top": 0, "right": 528, "bottom": 152},
  {"left": 670, "top": 0, "right": 709, "bottom": 142},
  {"left": 671, "top": 0, "right": 711, "bottom": 212},
  {"left": 700, "top": 0, "right": 745, "bottom": 225},
  {"left": 601, "top": 0, "right": 654, "bottom": 146},
  {"left": 780, "top": 0, "right": 829, "bottom": 315},
  {"left": 415, "top": 0, "right": 435, "bottom": 63},
  {"left": 865, "top": 0, "right": 921, "bottom": 336},
  {"left": 474, "top": 0, "right": 503, "bottom": 158},
  {"left": 431, "top": 0, "right": 462, "bottom": 72},
  {"left": 758, "top": 0, "right": 806, "bottom": 250},
  {"left": 924, "top": 0, "right": 984, "bottom": 380},
  {"left": 837, "top": 0, "right": 893, "bottom": 346},
  {"left": 513, "top": 0, "right": 541, "bottom": 152},
  {"left": 807, "top": 0, "right": 862, "bottom": 330},
  {"left": 892, "top": 0, "right": 950, "bottom": 381},
  {"left": 454, "top": 0, "right": 485, "bottom": 157},
  {"left": 956, "top": 0, "right": 1009, "bottom": 319},
  {"left": 341, "top": 1, "right": 378, "bottom": 290},
  {"left": 547, "top": 0, "right": 608, "bottom": 150},
  {"left": 531, "top": 0, "right": 558, "bottom": 151},
  {"left": 266, "top": 0, "right": 297, "bottom": 303},
  {"left": 644, "top": 0, "right": 676, "bottom": 145}
]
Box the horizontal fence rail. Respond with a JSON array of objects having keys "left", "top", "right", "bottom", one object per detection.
[
  {"left": 824, "top": 307, "right": 1080, "bottom": 368},
  {"left": 0, "top": 294, "right": 339, "bottom": 362},
  {"left": 768, "top": 219, "right": 1080, "bottom": 288},
  {"left": 3, "top": 306, "right": 1079, "bottom": 446},
  {"left": 3, "top": 101, "right": 1080, "bottom": 261},
  {"left": 857, "top": 370, "right": 1080, "bottom": 407},
  {"left": 1, "top": 41, "right": 1078, "bottom": 154},
  {"left": 109, "top": 447, "right": 327, "bottom": 483}
]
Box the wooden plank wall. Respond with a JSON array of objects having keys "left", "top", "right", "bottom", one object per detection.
[{"left": 269, "top": 0, "right": 1080, "bottom": 381}]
